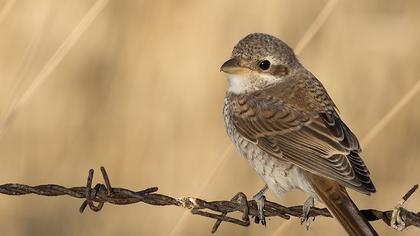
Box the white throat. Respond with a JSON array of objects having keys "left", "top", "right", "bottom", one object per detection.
[
  {"left": 226, "top": 73, "right": 281, "bottom": 94},
  {"left": 226, "top": 74, "right": 252, "bottom": 94}
]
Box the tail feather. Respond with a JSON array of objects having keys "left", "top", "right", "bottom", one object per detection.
[{"left": 306, "top": 173, "right": 378, "bottom": 236}]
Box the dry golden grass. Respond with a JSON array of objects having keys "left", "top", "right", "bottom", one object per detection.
[{"left": 1, "top": 0, "right": 420, "bottom": 235}]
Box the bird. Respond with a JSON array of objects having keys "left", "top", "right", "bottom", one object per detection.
[{"left": 220, "top": 33, "right": 377, "bottom": 236}]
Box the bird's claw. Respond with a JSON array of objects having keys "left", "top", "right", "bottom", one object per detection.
[
  {"left": 253, "top": 185, "right": 268, "bottom": 226},
  {"left": 391, "top": 199, "right": 406, "bottom": 231},
  {"left": 300, "top": 197, "right": 315, "bottom": 230}
]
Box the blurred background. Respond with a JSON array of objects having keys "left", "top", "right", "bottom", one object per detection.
[{"left": 1, "top": 0, "right": 420, "bottom": 235}]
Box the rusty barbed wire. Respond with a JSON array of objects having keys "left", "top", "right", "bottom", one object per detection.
[{"left": 0, "top": 167, "right": 419, "bottom": 233}]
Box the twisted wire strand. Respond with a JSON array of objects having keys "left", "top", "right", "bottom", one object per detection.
[{"left": 0, "top": 167, "right": 418, "bottom": 233}]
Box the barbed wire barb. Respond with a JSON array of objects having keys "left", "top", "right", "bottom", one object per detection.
[{"left": 0, "top": 167, "right": 419, "bottom": 233}]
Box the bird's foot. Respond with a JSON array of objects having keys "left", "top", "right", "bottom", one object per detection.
[
  {"left": 391, "top": 199, "right": 406, "bottom": 231},
  {"left": 300, "top": 196, "right": 315, "bottom": 230},
  {"left": 253, "top": 185, "right": 268, "bottom": 226}
]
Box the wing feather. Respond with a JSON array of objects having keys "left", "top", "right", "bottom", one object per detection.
[{"left": 228, "top": 80, "right": 375, "bottom": 194}]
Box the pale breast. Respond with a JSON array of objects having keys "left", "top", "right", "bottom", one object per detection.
[{"left": 223, "top": 97, "right": 316, "bottom": 197}]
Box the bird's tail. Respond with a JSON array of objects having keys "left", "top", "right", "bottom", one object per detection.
[{"left": 306, "top": 173, "right": 378, "bottom": 236}]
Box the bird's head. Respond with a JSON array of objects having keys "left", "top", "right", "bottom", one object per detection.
[{"left": 221, "top": 33, "right": 299, "bottom": 94}]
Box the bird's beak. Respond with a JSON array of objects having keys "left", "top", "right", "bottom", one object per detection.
[{"left": 220, "top": 58, "right": 248, "bottom": 74}]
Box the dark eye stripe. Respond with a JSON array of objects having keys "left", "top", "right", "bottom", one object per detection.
[{"left": 271, "top": 65, "right": 289, "bottom": 76}]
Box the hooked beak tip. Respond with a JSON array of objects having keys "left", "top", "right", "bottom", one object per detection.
[{"left": 220, "top": 58, "right": 240, "bottom": 73}]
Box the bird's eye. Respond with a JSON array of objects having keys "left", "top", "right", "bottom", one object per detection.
[{"left": 259, "top": 60, "right": 271, "bottom": 70}]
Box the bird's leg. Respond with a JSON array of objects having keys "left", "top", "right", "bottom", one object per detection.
[
  {"left": 253, "top": 184, "right": 268, "bottom": 226},
  {"left": 300, "top": 196, "right": 315, "bottom": 230},
  {"left": 391, "top": 199, "right": 406, "bottom": 231}
]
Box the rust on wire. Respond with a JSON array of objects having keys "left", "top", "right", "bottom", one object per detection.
[{"left": 0, "top": 167, "right": 419, "bottom": 233}]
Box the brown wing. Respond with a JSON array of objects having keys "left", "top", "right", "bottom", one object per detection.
[{"left": 227, "top": 78, "right": 375, "bottom": 194}]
